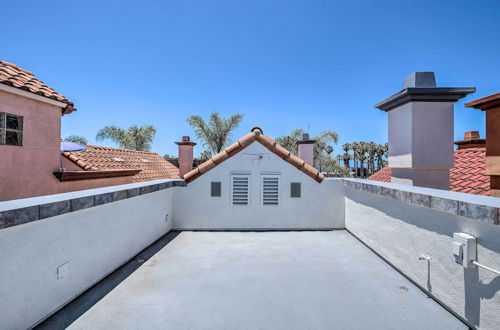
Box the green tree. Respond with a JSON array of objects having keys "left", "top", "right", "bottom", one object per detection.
[
  {"left": 96, "top": 125, "right": 156, "bottom": 151},
  {"left": 375, "top": 143, "right": 389, "bottom": 170},
  {"left": 341, "top": 143, "right": 352, "bottom": 168},
  {"left": 275, "top": 129, "right": 339, "bottom": 165},
  {"left": 275, "top": 128, "right": 349, "bottom": 177},
  {"left": 187, "top": 112, "right": 244, "bottom": 155},
  {"left": 64, "top": 135, "right": 88, "bottom": 145},
  {"left": 367, "top": 142, "right": 377, "bottom": 175}
]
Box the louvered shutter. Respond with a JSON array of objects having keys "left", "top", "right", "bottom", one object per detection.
[
  {"left": 262, "top": 176, "right": 279, "bottom": 205},
  {"left": 231, "top": 176, "right": 249, "bottom": 205}
]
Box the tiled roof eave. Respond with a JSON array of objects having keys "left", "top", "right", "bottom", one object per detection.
[{"left": 0, "top": 60, "right": 74, "bottom": 108}]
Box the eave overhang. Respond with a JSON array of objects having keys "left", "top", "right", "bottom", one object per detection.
[{"left": 53, "top": 169, "right": 141, "bottom": 182}]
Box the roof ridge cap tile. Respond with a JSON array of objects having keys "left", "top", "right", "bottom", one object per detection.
[
  {"left": 184, "top": 132, "right": 324, "bottom": 183},
  {"left": 86, "top": 145, "right": 157, "bottom": 154}
]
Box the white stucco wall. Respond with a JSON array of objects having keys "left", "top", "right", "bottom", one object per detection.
[
  {"left": 344, "top": 185, "right": 500, "bottom": 330},
  {"left": 0, "top": 184, "right": 175, "bottom": 330},
  {"left": 173, "top": 142, "right": 344, "bottom": 230}
]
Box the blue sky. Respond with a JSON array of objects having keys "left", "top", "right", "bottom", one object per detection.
[{"left": 3, "top": 0, "right": 499, "bottom": 157}]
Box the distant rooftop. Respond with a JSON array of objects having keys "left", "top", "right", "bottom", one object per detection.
[
  {"left": 62, "top": 145, "right": 179, "bottom": 182},
  {"left": 369, "top": 147, "right": 489, "bottom": 196}
]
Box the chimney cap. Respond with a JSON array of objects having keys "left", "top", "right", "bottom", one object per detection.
[
  {"left": 297, "top": 133, "right": 315, "bottom": 145},
  {"left": 403, "top": 72, "right": 436, "bottom": 88},
  {"left": 464, "top": 131, "right": 480, "bottom": 140},
  {"left": 375, "top": 72, "right": 476, "bottom": 112},
  {"left": 175, "top": 136, "right": 196, "bottom": 146},
  {"left": 454, "top": 131, "right": 486, "bottom": 149}
]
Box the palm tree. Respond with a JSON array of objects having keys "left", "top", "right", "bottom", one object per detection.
[
  {"left": 356, "top": 142, "right": 369, "bottom": 178},
  {"left": 187, "top": 112, "right": 244, "bottom": 155},
  {"left": 274, "top": 129, "right": 304, "bottom": 155},
  {"left": 96, "top": 125, "right": 156, "bottom": 151},
  {"left": 352, "top": 142, "right": 360, "bottom": 177},
  {"left": 341, "top": 143, "right": 352, "bottom": 169},
  {"left": 367, "top": 142, "right": 377, "bottom": 175},
  {"left": 64, "top": 135, "right": 88, "bottom": 145},
  {"left": 379, "top": 143, "right": 389, "bottom": 169}
]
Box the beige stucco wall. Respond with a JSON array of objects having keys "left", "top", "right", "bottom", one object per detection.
[{"left": 0, "top": 90, "right": 63, "bottom": 201}]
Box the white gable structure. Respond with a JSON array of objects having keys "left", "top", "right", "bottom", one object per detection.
[{"left": 173, "top": 128, "right": 344, "bottom": 230}]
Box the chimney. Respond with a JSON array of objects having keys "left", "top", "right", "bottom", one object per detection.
[
  {"left": 375, "top": 72, "right": 475, "bottom": 189},
  {"left": 297, "top": 133, "right": 315, "bottom": 166},
  {"left": 454, "top": 131, "right": 486, "bottom": 150},
  {"left": 465, "top": 93, "right": 500, "bottom": 197},
  {"left": 175, "top": 136, "right": 196, "bottom": 178}
]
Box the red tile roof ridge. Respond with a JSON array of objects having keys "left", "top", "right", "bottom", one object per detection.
[
  {"left": 85, "top": 145, "right": 160, "bottom": 154},
  {"left": 183, "top": 129, "right": 324, "bottom": 184}
]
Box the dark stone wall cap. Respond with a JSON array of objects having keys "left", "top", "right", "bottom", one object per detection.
[{"left": 375, "top": 87, "right": 476, "bottom": 111}]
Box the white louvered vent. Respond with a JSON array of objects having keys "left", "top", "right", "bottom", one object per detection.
[
  {"left": 231, "top": 176, "right": 250, "bottom": 205},
  {"left": 262, "top": 176, "right": 279, "bottom": 205}
]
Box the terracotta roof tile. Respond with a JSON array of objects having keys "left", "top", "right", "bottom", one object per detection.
[
  {"left": 0, "top": 60, "right": 74, "bottom": 110},
  {"left": 62, "top": 145, "right": 179, "bottom": 183},
  {"left": 367, "top": 167, "right": 391, "bottom": 183},
  {"left": 368, "top": 147, "right": 490, "bottom": 196},
  {"left": 183, "top": 128, "right": 324, "bottom": 184}
]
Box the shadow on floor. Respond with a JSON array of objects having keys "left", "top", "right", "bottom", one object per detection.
[{"left": 34, "top": 230, "right": 181, "bottom": 330}]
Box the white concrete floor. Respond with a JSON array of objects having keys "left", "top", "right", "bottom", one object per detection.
[{"left": 68, "top": 231, "right": 465, "bottom": 330}]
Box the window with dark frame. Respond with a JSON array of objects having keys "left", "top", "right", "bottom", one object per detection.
[
  {"left": 211, "top": 182, "right": 221, "bottom": 197},
  {"left": 0, "top": 112, "right": 23, "bottom": 146},
  {"left": 291, "top": 182, "right": 301, "bottom": 198}
]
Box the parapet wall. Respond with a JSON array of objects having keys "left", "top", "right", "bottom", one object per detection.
[
  {"left": 0, "top": 179, "right": 182, "bottom": 330},
  {"left": 344, "top": 179, "right": 500, "bottom": 330},
  {"left": 1, "top": 176, "right": 500, "bottom": 329}
]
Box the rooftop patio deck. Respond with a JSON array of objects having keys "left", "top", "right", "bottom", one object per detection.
[{"left": 66, "top": 231, "right": 465, "bottom": 330}]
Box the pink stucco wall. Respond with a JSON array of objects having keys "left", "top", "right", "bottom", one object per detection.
[
  {"left": 0, "top": 90, "right": 135, "bottom": 201},
  {"left": 59, "top": 176, "right": 133, "bottom": 193},
  {"left": 0, "top": 90, "right": 63, "bottom": 201}
]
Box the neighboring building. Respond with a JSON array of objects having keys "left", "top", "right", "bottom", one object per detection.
[
  {"left": 369, "top": 131, "right": 490, "bottom": 196},
  {"left": 60, "top": 145, "right": 179, "bottom": 190},
  {"left": 173, "top": 127, "right": 342, "bottom": 230},
  {"left": 0, "top": 60, "right": 178, "bottom": 201},
  {"left": 0, "top": 60, "right": 76, "bottom": 201}
]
